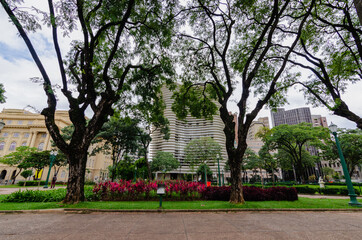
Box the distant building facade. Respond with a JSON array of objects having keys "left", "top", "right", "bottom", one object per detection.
[
  {"left": 150, "top": 87, "right": 227, "bottom": 180},
  {"left": 0, "top": 109, "right": 111, "bottom": 184},
  {"left": 271, "top": 107, "right": 312, "bottom": 127}
]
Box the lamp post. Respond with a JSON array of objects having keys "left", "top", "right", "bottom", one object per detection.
[
  {"left": 134, "top": 166, "right": 137, "bottom": 182},
  {"left": 221, "top": 168, "right": 224, "bottom": 186},
  {"left": 329, "top": 123, "right": 361, "bottom": 207},
  {"left": 44, "top": 150, "right": 57, "bottom": 188},
  {"left": 217, "top": 154, "right": 221, "bottom": 187}
]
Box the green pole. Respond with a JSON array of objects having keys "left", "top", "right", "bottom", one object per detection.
[
  {"left": 217, "top": 155, "right": 221, "bottom": 187},
  {"left": 333, "top": 132, "right": 362, "bottom": 207},
  {"left": 134, "top": 166, "right": 137, "bottom": 183},
  {"left": 44, "top": 153, "right": 56, "bottom": 188},
  {"left": 204, "top": 164, "right": 207, "bottom": 186},
  {"left": 159, "top": 195, "right": 163, "bottom": 208},
  {"left": 222, "top": 169, "right": 224, "bottom": 186}
]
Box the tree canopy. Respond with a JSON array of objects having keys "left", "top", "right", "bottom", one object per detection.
[
  {"left": 258, "top": 123, "right": 330, "bottom": 182},
  {"left": 184, "top": 137, "right": 222, "bottom": 168},
  {"left": 286, "top": 0, "right": 362, "bottom": 129},
  {"left": 328, "top": 129, "right": 362, "bottom": 176},
  {"left": 151, "top": 151, "right": 179, "bottom": 175},
  {"left": 170, "top": 0, "right": 316, "bottom": 203},
  {"left": 1, "top": 0, "right": 177, "bottom": 203}
]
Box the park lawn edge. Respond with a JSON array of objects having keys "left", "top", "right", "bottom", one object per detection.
[{"left": 0, "top": 198, "right": 361, "bottom": 211}]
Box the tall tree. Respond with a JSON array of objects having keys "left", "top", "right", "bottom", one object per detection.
[
  {"left": 286, "top": 0, "right": 362, "bottom": 129},
  {"left": 1, "top": 0, "right": 176, "bottom": 203},
  {"left": 184, "top": 136, "right": 222, "bottom": 171},
  {"left": 260, "top": 123, "right": 330, "bottom": 182},
  {"left": 128, "top": 85, "right": 170, "bottom": 180},
  {"left": 171, "top": 0, "right": 315, "bottom": 203},
  {"left": 327, "top": 129, "right": 362, "bottom": 176},
  {"left": 92, "top": 114, "right": 140, "bottom": 181},
  {"left": 151, "top": 151, "right": 179, "bottom": 178}
]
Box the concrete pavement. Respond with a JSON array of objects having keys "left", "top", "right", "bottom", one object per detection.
[{"left": 1, "top": 211, "right": 362, "bottom": 239}]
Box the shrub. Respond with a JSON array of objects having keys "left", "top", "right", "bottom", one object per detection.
[
  {"left": 1, "top": 186, "right": 95, "bottom": 203},
  {"left": 201, "top": 186, "right": 298, "bottom": 201},
  {"left": 293, "top": 186, "right": 318, "bottom": 194},
  {"left": 17, "top": 181, "right": 46, "bottom": 186},
  {"left": 319, "top": 187, "right": 360, "bottom": 196}
]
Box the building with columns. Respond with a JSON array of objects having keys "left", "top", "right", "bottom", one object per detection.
[{"left": 0, "top": 109, "right": 111, "bottom": 184}]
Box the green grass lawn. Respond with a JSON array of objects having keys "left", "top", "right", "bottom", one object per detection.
[{"left": 0, "top": 197, "right": 359, "bottom": 211}]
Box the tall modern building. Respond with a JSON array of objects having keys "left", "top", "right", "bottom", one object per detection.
[
  {"left": 271, "top": 107, "right": 312, "bottom": 127},
  {"left": 150, "top": 87, "right": 227, "bottom": 179}
]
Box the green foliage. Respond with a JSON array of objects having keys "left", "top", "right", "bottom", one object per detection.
[
  {"left": 184, "top": 137, "right": 221, "bottom": 168},
  {"left": 0, "top": 146, "right": 38, "bottom": 168},
  {"left": 151, "top": 151, "right": 179, "bottom": 173},
  {"left": 261, "top": 123, "right": 330, "bottom": 182},
  {"left": 196, "top": 164, "right": 213, "bottom": 182},
  {"left": 109, "top": 155, "right": 135, "bottom": 181},
  {"left": 322, "top": 167, "right": 335, "bottom": 176},
  {"left": 17, "top": 181, "right": 46, "bottom": 187},
  {"left": 1, "top": 187, "right": 95, "bottom": 203},
  {"left": 0, "top": 83, "right": 6, "bottom": 103},
  {"left": 20, "top": 170, "right": 33, "bottom": 179},
  {"left": 292, "top": 1, "right": 362, "bottom": 129}
]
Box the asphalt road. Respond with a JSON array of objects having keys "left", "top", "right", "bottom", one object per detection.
[{"left": 0, "top": 211, "right": 362, "bottom": 240}]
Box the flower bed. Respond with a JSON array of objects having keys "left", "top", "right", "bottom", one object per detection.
[
  {"left": 93, "top": 180, "right": 205, "bottom": 201},
  {"left": 93, "top": 180, "right": 298, "bottom": 201}
]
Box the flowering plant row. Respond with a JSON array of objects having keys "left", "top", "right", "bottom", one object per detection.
[
  {"left": 92, "top": 180, "right": 298, "bottom": 201},
  {"left": 93, "top": 180, "right": 206, "bottom": 201}
]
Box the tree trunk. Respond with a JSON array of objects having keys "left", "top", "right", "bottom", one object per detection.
[
  {"left": 260, "top": 167, "right": 264, "bottom": 188},
  {"left": 229, "top": 152, "right": 245, "bottom": 204},
  {"left": 354, "top": 0, "right": 362, "bottom": 26},
  {"left": 144, "top": 153, "right": 152, "bottom": 180},
  {"left": 64, "top": 152, "right": 87, "bottom": 203}
]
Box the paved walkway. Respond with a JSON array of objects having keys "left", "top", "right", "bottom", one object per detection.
[{"left": 0, "top": 211, "right": 362, "bottom": 239}]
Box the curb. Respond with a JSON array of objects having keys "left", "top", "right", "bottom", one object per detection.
[{"left": 1, "top": 208, "right": 362, "bottom": 214}]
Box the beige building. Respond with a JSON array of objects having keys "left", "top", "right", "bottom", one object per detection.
[{"left": 0, "top": 108, "right": 111, "bottom": 184}]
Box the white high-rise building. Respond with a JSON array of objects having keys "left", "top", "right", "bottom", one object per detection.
[{"left": 150, "top": 87, "right": 227, "bottom": 179}]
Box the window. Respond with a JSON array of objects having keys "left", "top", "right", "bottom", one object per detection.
[
  {"left": 21, "top": 142, "right": 27, "bottom": 146},
  {"left": 0, "top": 142, "right": 5, "bottom": 150},
  {"left": 2, "top": 132, "right": 8, "bottom": 137},
  {"left": 28, "top": 121, "right": 33, "bottom": 125},
  {"left": 60, "top": 170, "right": 66, "bottom": 178},
  {"left": 9, "top": 142, "right": 16, "bottom": 151},
  {"left": 24, "top": 133, "right": 30, "bottom": 138},
  {"left": 6, "top": 120, "right": 12, "bottom": 124},
  {"left": 41, "top": 133, "right": 47, "bottom": 138},
  {"left": 37, "top": 142, "right": 44, "bottom": 151},
  {"left": 13, "top": 132, "right": 20, "bottom": 138},
  {"left": 17, "top": 120, "right": 23, "bottom": 125}
]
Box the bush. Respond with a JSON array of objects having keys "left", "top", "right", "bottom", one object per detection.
[
  {"left": 293, "top": 186, "right": 318, "bottom": 194},
  {"left": 1, "top": 186, "right": 95, "bottom": 203},
  {"left": 201, "top": 186, "right": 298, "bottom": 201},
  {"left": 319, "top": 187, "right": 360, "bottom": 196},
  {"left": 17, "top": 181, "right": 46, "bottom": 186}
]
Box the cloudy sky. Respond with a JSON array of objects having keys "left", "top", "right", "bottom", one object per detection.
[{"left": 0, "top": 2, "right": 361, "bottom": 130}]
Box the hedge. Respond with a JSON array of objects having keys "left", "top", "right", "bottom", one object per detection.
[{"left": 202, "top": 186, "right": 298, "bottom": 201}]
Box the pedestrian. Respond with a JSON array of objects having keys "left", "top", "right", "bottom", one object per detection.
[{"left": 51, "top": 174, "right": 57, "bottom": 189}]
